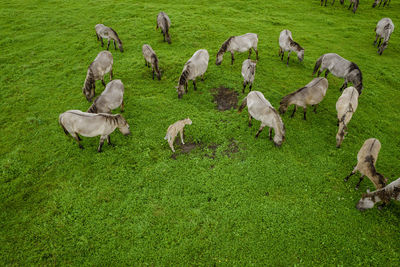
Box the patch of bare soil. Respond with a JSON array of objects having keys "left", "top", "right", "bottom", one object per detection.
[
  {"left": 171, "top": 141, "right": 202, "bottom": 159},
  {"left": 204, "top": 144, "right": 219, "bottom": 159},
  {"left": 223, "top": 138, "right": 240, "bottom": 157},
  {"left": 211, "top": 86, "right": 239, "bottom": 111}
]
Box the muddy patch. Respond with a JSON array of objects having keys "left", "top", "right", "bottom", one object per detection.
[
  {"left": 223, "top": 138, "right": 240, "bottom": 157},
  {"left": 204, "top": 143, "right": 219, "bottom": 159},
  {"left": 211, "top": 86, "right": 239, "bottom": 111},
  {"left": 171, "top": 141, "right": 202, "bottom": 159}
]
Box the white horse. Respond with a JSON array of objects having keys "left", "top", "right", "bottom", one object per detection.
[
  {"left": 312, "top": 53, "right": 363, "bottom": 94},
  {"left": 176, "top": 49, "right": 209, "bottom": 98},
  {"left": 279, "top": 29, "right": 304, "bottom": 65},
  {"left": 216, "top": 33, "right": 258, "bottom": 65},
  {"left": 238, "top": 91, "right": 285, "bottom": 147},
  {"left": 59, "top": 110, "right": 130, "bottom": 152},
  {"left": 87, "top": 80, "right": 124, "bottom": 114}
]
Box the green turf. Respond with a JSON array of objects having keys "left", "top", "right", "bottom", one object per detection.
[{"left": 1, "top": 0, "right": 400, "bottom": 265}]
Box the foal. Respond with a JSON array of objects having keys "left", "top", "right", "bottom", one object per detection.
[{"left": 95, "top": 24, "right": 124, "bottom": 52}]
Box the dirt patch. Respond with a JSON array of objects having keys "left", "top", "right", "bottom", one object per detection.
[
  {"left": 171, "top": 141, "right": 202, "bottom": 159},
  {"left": 223, "top": 138, "right": 240, "bottom": 157},
  {"left": 211, "top": 86, "right": 239, "bottom": 111},
  {"left": 204, "top": 143, "right": 219, "bottom": 159}
]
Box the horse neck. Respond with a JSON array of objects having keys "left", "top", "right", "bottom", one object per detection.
[
  {"left": 87, "top": 102, "right": 97, "bottom": 113},
  {"left": 271, "top": 110, "right": 283, "bottom": 137},
  {"left": 84, "top": 69, "right": 94, "bottom": 91},
  {"left": 179, "top": 66, "right": 190, "bottom": 85}
]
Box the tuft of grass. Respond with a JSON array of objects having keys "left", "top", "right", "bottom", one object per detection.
[{"left": 1, "top": 0, "right": 399, "bottom": 265}]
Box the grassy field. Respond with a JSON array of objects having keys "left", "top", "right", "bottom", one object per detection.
[{"left": 1, "top": 0, "right": 400, "bottom": 265}]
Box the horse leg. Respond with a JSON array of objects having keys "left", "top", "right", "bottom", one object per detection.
[
  {"left": 340, "top": 81, "right": 347, "bottom": 91},
  {"left": 317, "top": 67, "right": 324, "bottom": 77},
  {"left": 374, "top": 34, "right": 379, "bottom": 46},
  {"left": 110, "top": 69, "right": 113, "bottom": 80},
  {"left": 378, "top": 0, "right": 382, "bottom": 6},
  {"left": 193, "top": 79, "right": 197, "bottom": 91},
  {"left": 377, "top": 37, "right": 382, "bottom": 47},
  {"left": 278, "top": 47, "right": 282, "bottom": 57},
  {"left": 281, "top": 51, "right": 284, "bottom": 61},
  {"left": 286, "top": 51, "right": 291, "bottom": 66},
  {"left": 231, "top": 52, "right": 235, "bottom": 65},
  {"left": 100, "top": 38, "right": 104, "bottom": 47},
  {"left": 268, "top": 128, "right": 272, "bottom": 140},
  {"left": 168, "top": 138, "right": 176, "bottom": 152},
  {"left": 248, "top": 48, "right": 252, "bottom": 59},
  {"left": 152, "top": 69, "right": 155, "bottom": 80},
  {"left": 255, "top": 126, "right": 265, "bottom": 138},
  {"left": 120, "top": 100, "right": 124, "bottom": 112},
  {"left": 179, "top": 129, "right": 185, "bottom": 145},
  {"left": 248, "top": 114, "right": 253, "bottom": 127},
  {"left": 313, "top": 104, "right": 318, "bottom": 113},
  {"left": 303, "top": 107, "right": 307, "bottom": 120},
  {"left": 163, "top": 33, "right": 165, "bottom": 41},
  {"left": 98, "top": 136, "right": 106, "bottom": 152},
  {"left": 355, "top": 175, "right": 365, "bottom": 190},
  {"left": 201, "top": 74, "right": 205, "bottom": 81},
  {"left": 114, "top": 40, "right": 117, "bottom": 50},
  {"left": 75, "top": 133, "right": 82, "bottom": 141},
  {"left": 249, "top": 83, "right": 253, "bottom": 92},
  {"left": 107, "top": 135, "right": 114, "bottom": 146},
  {"left": 74, "top": 135, "right": 84, "bottom": 149},
  {"left": 107, "top": 39, "right": 110, "bottom": 50},
  {"left": 255, "top": 48, "right": 259, "bottom": 60},
  {"left": 101, "top": 78, "right": 106, "bottom": 87},
  {"left": 348, "top": 2, "right": 352, "bottom": 9},
  {"left": 242, "top": 81, "right": 247, "bottom": 94},
  {"left": 290, "top": 106, "right": 297, "bottom": 118},
  {"left": 344, "top": 166, "right": 357, "bottom": 182},
  {"left": 332, "top": 0, "right": 335, "bottom": 5},
  {"left": 325, "top": 0, "right": 328, "bottom": 6},
  {"left": 324, "top": 69, "right": 330, "bottom": 78}
]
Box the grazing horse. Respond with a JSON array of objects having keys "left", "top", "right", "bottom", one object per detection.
[
  {"left": 312, "top": 53, "right": 363, "bottom": 94},
  {"left": 279, "top": 29, "right": 304, "bottom": 65},
  {"left": 356, "top": 178, "right": 400, "bottom": 211},
  {"left": 372, "top": 0, "right": 391, "bottom": 7},
  {"left": 279, "top": 78, "right": 328, "bottom": 120},
  {"left": 157, "top": 12, "right": 171, "bottom": 44},
  {"left": 142, "top": 44, "right": 161, "bottom": 80},
  {"left": 176, "top": 49, "right": 209, "bottom": 99},
  {"left": 95, "top": 24, "right": 124, "bottom": 52},
  {"left": 241, "top": 59, "right": 257, "bottom": 94},
  {"left": 374, "top": 18, "right": 395, "bottom": 55},
  {"left": 87, "top": 80, "right": 124, "bottom": 114},
  {"left": 82, "top": 51, "right": 113, "bottom": 102},
  {"left": 347, "top": 0, "right": 359, "bottom": 13},
  {"left": 59, "top": 110, "right": 130, "bottom": 152},
  {"left": 344, "top": 138, "right": 387, "bottom": 190},
  {"left": 238, "top": 91, "right": 285, "bottom": 147},
  {"left": 336, "top": 87, "right": 359, "bottom": 148},
  {"left": 216, "top": 33, "right": 258, "bottom": 65},
  {"left": 321, "top": 0, "right": 344, "bottom": 5}
]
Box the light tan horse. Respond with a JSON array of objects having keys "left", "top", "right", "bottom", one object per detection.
[
  {"left": 87, "top": 80, "right": 124, "bottom": 114},
  {"left": 59, "top": 110, "right": 130, "bottom": 152}
]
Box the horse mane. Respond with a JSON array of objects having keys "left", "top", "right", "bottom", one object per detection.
[
  {"left": 289, "top": 39, "right": 303, "bottom": 51},
  {"left": 280, "top": 87, "right": 307, "bottom": 106},
  {"left": 218, "top": 36, "right": 234, "bottom": 54},
  {"left": 179, "top": 64, "right": 191, "bottom": 86},
  {"left": 270, "top": 107, "right": 285, "bottom": 136},
  {"left": 99, "top": 113, "right": 125, "bottom": 125},
  {"left": 151, "top": 53, "right": 159, "bottom": 67},
  {"left": 109, "top": 27, "right": 122, "bottom": 44},
  {"left": 163, "top": 16, "right": 169, "bottom": 33},
  {"left": 87, "top": 99, "right": 98, "bottom": 113},
  {"left": 83, "top": 66, "right": 95, "bottom": 92}
]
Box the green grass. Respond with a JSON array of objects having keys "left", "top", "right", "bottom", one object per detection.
[{"left": 1, "top": 0, "right": 400, "bottom": 265}]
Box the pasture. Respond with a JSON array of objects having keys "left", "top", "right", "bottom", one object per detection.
[{"left": 1, "top": 0, "right": 400, "bottom": 265}]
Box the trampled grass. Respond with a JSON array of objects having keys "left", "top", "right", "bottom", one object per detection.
[{"left": 1, "top": 0, "right": 399, "bottom": 265}]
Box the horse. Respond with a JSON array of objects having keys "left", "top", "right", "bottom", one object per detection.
[
  {"left": 344, "top": 138, "right": 387, "bottom": 190},
  {"left": 372, "top": 0, "right": 391, "bottom": 7},
  {"left": 95, "top": 24, "right": 124, "bottom": 52},
  {"left": 279, "top": 29, "right": 304, "bottom": 65},
  {"left": 336, "top": 87, "right": 359, "bottom": 148},
  {"left": 87, "top": 80, "right": 124, "bottom": 114},
  {"left": 347, "top": 0, "right": 359, "bottom": 13},
  {"left": 356, "top": 178, "right": 400, "bottom": 211},
  {"left": 312, "top": 53, "right": 363, "bottom": 94},
  {"left": 238, "top": 91, "right": 285, "bottom": 147},
  {"left": 321, "top": 0, "right": 344, "bottom": 6},
  {"left": 59, "top": 110, "right": 130, "bottom": 152},
  {"left": 82, "top": 51, "right": 113, "bottom": 102},
  {"left": 142, "top": 44, "right": 161, "bottom": 80},
  {"left": 156, "top": 12, "right": 171, "bottom": 44},
  {"left": 241, "top": 59, "right": 257, "bottom": 94},
  {"left": 216, "top": 33, "right": 258, "bottom": 65},
  {"left": 279, "top": 77, "right": 328, "bottom": 120},
  {"left": 176, "top": 49, "right": 209, "bottom": 99},
  {"left": 374, "top": 18, "right": 395, "bottom": 55}
]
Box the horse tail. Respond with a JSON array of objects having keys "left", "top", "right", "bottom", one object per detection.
[
  {"left": 312, "top": 55, "right": 323, "bottom": 76},
  {"left": 238, "top": 96, "right": 247, "bottom": 113},
  {"left": 59, "top": 115, "right": 69, "bottom": 136}
]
